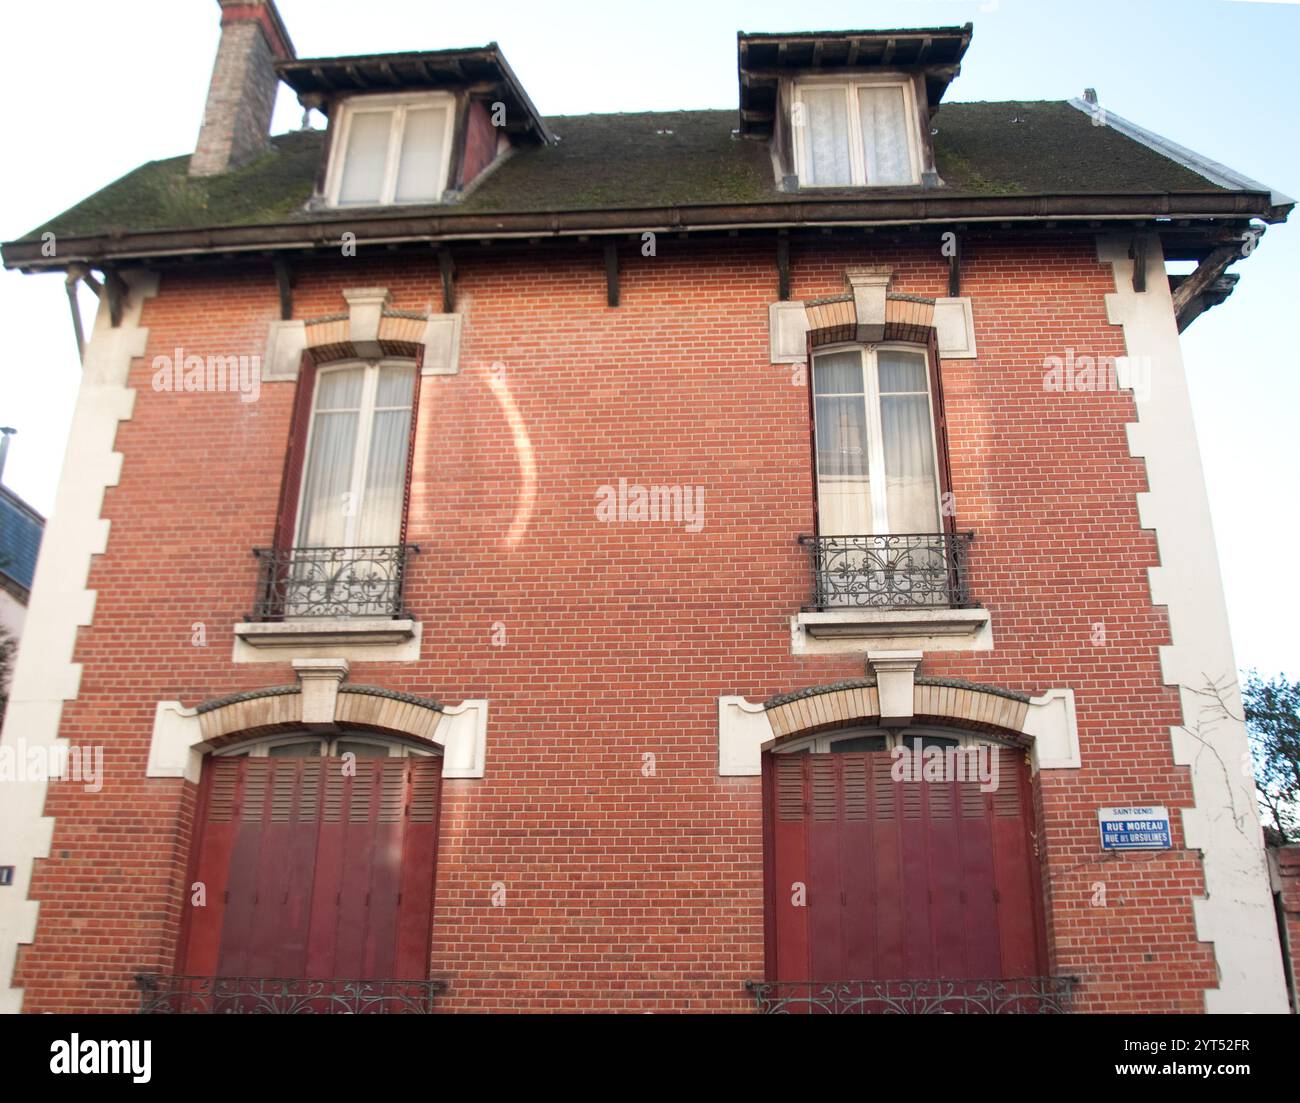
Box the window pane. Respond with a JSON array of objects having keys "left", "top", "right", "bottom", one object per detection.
[
  {"left": 813, "top": 351, "right": 864, "bottom": 395},
  {"left": 267, "top": 741, "right": 322, "bottom": 757},
  {"left": 358, "top": 365, "right": 415, "bottom": 546},
  {"left": 879, "top": 393, "right": 939, "bottom": 532},
  {"left": 298, "top": 410, "right": 359, "bottom": 546},
  {"left": 876, "top": 350, "right": 939, "bottom": 533},
  {"left": 375, "top": 363, "right": 416, "bottom": 408},
  {"left": 315, "top": 367, "right": 364, "bottom": 410},
  {"left": 335, "top": 740, "right": 391, "bottom": 759},
  {"left": 878, "top": 350, "right": 928, "bottom": 393},
  {"left": 828, "top": 735, "right": 888, "bottom": 753},
  {"left": 338, "top": 110, "right": 393, "bottom": 204},
  {"left": 357, "top": 409, "right": 411, "bottom": 544},
  {"left": 857, "top": 85, "right": 913, "bottom": 185},
  {"left": 801, "top": 87, "right": 852, "bottom": 185},
  {"left": 814, "top": 351, "right": 870, "bottom": 533},
  {"left": 394, "top": 107, "right": 447, "bottom": 202}
]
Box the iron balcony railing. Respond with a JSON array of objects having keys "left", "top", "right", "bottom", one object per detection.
[
  {"left": 134, "top": 974, "right": 445, "bottom": 1014},
  {"left": 745, "top": 976, "right": 1077, "bottom": 1014},
  {"left": 251, "top": 544, "right": 418, "bottom": 620},
  {"left": 799, "top": 532, "right": 975, "bottom": 610}
]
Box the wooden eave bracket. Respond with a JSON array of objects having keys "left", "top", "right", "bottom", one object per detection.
[
  {"left": 1128, "top": 234, "right": 1147, "bottom": 292},
  {"left": 273, "top": 258, "right": 294, "bottom": 320},
  {"left": 438, "top": 248, "right": 455, "bottom": 313},
  {"left": 104, "top": 267, "right": 127, "bottom": 327},
  {"left": 604, "top": 242, "right": 619, "bottom": 307},
  {"left": 1171, "top": 242, "right": 1242, "bottom": 328}
]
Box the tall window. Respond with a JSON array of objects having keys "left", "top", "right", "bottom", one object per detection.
[
  {"left": 328, "top": 93, "right": 454, "bottom": 206},
  {"left": 296, "top": 361, "right": 416, "bottom": 550},
  {"left": 794, "top": 79, "right": 920, "bottom": 187},
  {"left": 813, "top": 345, "right": 940, "bottom": 535}
]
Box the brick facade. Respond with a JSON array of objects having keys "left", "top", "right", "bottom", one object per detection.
[
  {"left": 9, "top": 235, "right": 1235, "bottom": 1012},
  {"left": 1274, "top": 845, "right": 1300, "bottom": 1013}
]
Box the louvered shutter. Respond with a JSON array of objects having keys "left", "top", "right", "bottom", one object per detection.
[
  {"left": 180, "top": 755, "right": 442, "bottom": 986},
  {"left": 766, "top": 747, "right": 1046, "bottom": 986}
]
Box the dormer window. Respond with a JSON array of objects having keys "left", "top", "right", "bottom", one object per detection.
[
  {"left": 792, "top": 78, "right": 922, "bottom": 187},
  {"left": 326, "top": 92, "right": 455, "bottom": 206}
]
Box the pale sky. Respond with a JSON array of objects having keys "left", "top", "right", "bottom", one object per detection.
[{"left": 0, "top": 0, "right": 1296, "bottom": 677}]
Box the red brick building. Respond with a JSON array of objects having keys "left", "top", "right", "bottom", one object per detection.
[{"left": 0, "top": 4, "right": 1292, "bottom": 1013}]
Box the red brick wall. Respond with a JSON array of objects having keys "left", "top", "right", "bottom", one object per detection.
[
  {"left": 14, "top": 235, "right": 1214, "bottom": 1012},
  {"left": 1275, "top": 846, "right": 1300, "bottom": 1013}
]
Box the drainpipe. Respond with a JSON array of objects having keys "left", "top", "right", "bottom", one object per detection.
[{"left": 64, "top": 264, "right": 103, "bottom": 365}]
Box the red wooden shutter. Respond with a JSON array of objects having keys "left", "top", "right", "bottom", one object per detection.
[
  {"left": 272, "top": 353, "right": 318, "bottom": 553},
  {"left": 766, "top": 748, "right": 1046, "bottom": 985},
  {"left": 770, "top": 754, "right": 810, "bottom": 980},
  {"left": 926, "top": 329, "right": 957, "bottom": 534},
  {"left": 180, "top": 754, "right": 442, "bottom": 986}
]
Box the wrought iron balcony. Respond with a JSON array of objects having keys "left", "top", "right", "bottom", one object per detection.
[
  {"left": 745, "top": 976, "right": 1076, "bottom": 1014},
  {"left": 800, "top": 532, "right": 975, "bottom": 610},
  {"left": 134, "top": 974, "right": 445, "bottom": 1014},
  {"left": 251, "top": 544, "right": 418, "bottom": 620}
]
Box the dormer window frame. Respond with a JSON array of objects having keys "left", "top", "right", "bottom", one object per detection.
[
  {"left": 324, "top": 90, "right": 457, "bottom": 208},
  {"left": 790, "top": 73, "right": 925, "bottom": 189}
]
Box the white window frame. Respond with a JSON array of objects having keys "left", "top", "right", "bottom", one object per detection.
[
  {"left": 775, "top": 726, "right": 1004, "bottom": 755},
  {"left": 214, "top": 732, "right": 436, "bottom": 758},
  {"left": 812, "top": 341, "right": 943, "bottom": 535},
  {"left": 294, "top": 359, "right": 415, "bottom": 549},
  {"left": 325, "top": 91, "right": 456, "bottom": 207},
  {"left": 791, "top": 75, "right": 923, "bottom": 187}
]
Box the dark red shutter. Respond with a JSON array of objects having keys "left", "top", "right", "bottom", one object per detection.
[
  {"left": 179, "top": 755, "right": 442, "bottom": 985},
  {"left": 766, "top": 748, "right": 1046, "bottom": 984},
  {"left": 926, "top": 329, "right": 957, "bottom": 534},
  {"left": 272, "top": 353, "right": 318, "bottom": 553}
]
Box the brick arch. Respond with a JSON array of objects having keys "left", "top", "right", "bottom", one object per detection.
[
  {"left": 194, "top": 684, "right": 445, "bottom": 752},
  {"left": 301, "top": 310, "right": 429, "bottom": 364},
  {"left": 804, "top": 290, "right": 937, "bottom": 348},
  {"left": 763, "top": 678, "right": 1033, "bottom": 747}
]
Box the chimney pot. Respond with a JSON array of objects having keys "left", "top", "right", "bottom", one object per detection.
[{"left": 190, "top": 0, "right": 296, "bottom": 178}]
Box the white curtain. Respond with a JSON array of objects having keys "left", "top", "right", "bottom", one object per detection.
[
  {"left": 814, "top": 350, "right": 872, "bottom": 535},
  {"left": 338, "top": 111, "right": 392, "bottom": 204},
  {"left": 857, "top": 86, "right": 912, "bottom": 185},
  {"left": 358, "top": 365, "right": 415, "bottom": 544},
  {"left": 803, "top": 88, "right": 852, "bottom": 186},
  {"left": 395, "top": 106, "right": 447, "bottom": 203},
  {"left": 877, "top": 351, "right": 939, "bottom": 532},
  {"left": 298, "top": 368, "right": 363, "bottom": 547}
]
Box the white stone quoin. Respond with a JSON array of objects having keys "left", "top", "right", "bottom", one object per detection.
[{"left": 1100, "top": 232, "right": 1288, "bottom": 1013}]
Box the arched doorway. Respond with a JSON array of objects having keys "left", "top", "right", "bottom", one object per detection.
[
  {"left": 760, "top": 725, "right": 1063, "bottom": 1013},
  {"left": 161, "top": 731, "right": 443, "bottom": 1013}
]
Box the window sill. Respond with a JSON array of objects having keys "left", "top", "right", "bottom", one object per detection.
[
  {"left": 793, "top": 606, "right": 992, "bottom": 654},
  {"left": 234, "top": 618, "right": 418, "bottom": 649}
]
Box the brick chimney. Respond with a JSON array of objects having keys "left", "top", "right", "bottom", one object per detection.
[{"left": 190, "top": 0, "right": 296, "bottom": 177}]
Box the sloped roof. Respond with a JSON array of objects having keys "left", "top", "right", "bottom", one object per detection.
[
  {"left": 0, "top": 487, "right": 44, "bottom": 595},
  {"left": 2, "top": 101, "right": 1285, "bottom": 268}
]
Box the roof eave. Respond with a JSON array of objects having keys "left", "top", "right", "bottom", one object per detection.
[
  {"left": 276, "top": 44, "right": 554, "bottom": 145},
  {"left": 2, "top": 190, "right": 1284, "bottom": 272}
]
